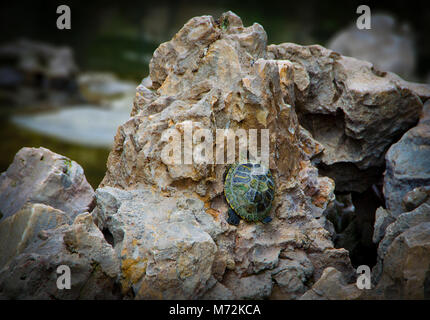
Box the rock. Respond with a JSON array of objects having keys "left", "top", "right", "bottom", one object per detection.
[
  {"left": 0, "top": 203, "right": 70, "bottom": 270},
  {"left": 0, "top": 39, "right": 79, "bottom": 107},
  {"left": 402, "top": 186, "right": 430, "bottom": 212},
  {"left": 384, "top": 100, "right": 430, "bottom": 216},
  {"left": 77, "top": 72, "right": 137, "bottom": 106},
  {"left": 300, "top": 267, "right": 362, "bottom": 300},
  {"left": 0, "top": 147, "right": 95, "bottom": 222},
  {"left": 0, "top": 213, "right": 121, "bottom": 299},
  {"left": 327, "top": 14, "right": 416, "bottom": 80},
  {"left": 93, "top": 186, "right": 218, "bottom": 299},
  {"left": 373, "top": 222, "right": 430, "bottom": 299},
  {"left": 93, "top": 12, "right": 356, "bottom": 299},
  {"left": 373, "top": 203, "right": 430, "bottom": 283},
  {"left": 372, "top": 207, "right": 395, "bottom": 244},
  {"left": 267, "top": 42, "right": 427, "bottom": 193}
]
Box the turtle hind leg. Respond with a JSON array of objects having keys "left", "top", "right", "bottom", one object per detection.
[
  {"left": 262, "top": 216, "right": 272, "bottom": 224},
  {"left": 227, "top": 207, "right": 240, "bottom": 226}
]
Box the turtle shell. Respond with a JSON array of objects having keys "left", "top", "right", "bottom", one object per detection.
[{"left": 224, "top": 162, "right": 275, "bottom": 222}]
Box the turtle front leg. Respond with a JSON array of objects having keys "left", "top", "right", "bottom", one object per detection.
[{"left": 227, "top": 207, "right": 240, "bottom": 226}]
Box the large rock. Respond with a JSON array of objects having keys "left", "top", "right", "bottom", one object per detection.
[
  {"left": 373, "top": 222, "right": 430, "bottom": 299},
  {"left": 267, "top": 42, "right": 427, "bottom": 192},
  {"left": 384, "top": 100, "right": 430, "bottom": 216},
  {"left": 0, "top": 213, "right": 121, "bottom": 299},
  {"left": 94, "top": 186, "right": 217, "bottom": 299},
  {"left": 97, "top": 12, "right": 354, "bottom": 299},
  {"left": 373, "top": 203, "right": 430, "bottom": 283},
  {"left": 0, "top": 147, "right": 95, "bottom": 222}
]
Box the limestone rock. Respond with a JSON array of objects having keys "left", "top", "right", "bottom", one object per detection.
[
  {"left": 300, "top": 267, "right": 362, "bottom": 300},
  {"left": 93, "top": 186, "right": 218, "bottom": 299},
  {"left": 0, "top": 147, "right": 95, "bottom": 222},
  {"left": 384, "top": 100, "right": 430, "bottom": 216},
  {"left": 372, "top": 207, "right": 395, "bottom": 245},
  {"left": 95, "top": 11, "right": 355, "bottom": 300},
  {"left": 267, "top": 42, "right": 427, "bottom": 192},
  {"left": 0, "top": 203, "right": 70, "bottom": 270},
  {"left": 0, "top": 213, "right": 120, "bottom": 299},
  {"left": 402, "top": 186, "right": 430, "bottom": 212},
  {"left": 373, "top": 203, "right": 430, "bottom": 283},
  {"left": 374, "top": 222, "right": 430, "bottom": 299}
]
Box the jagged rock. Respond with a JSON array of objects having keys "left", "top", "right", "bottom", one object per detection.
[
  {"left": 0, "top": 203, "right": 71, "bottom": 270},
  {"left": 373, "top": 203, "right": 430, "bottom": 283},
  {"left": 0, "top": 147, "right": 95, "bottom": 222},
  {"left": 372, "top": 207, "right": 395, "bottom": 245},
  {"left": 95, "top": 12, "right": 356, "bottom": 299},
  {"left": 327, "top": 14, "right": 416, "bottom": 80},
  {"left": 300, "top": 267, "right": 362, "bottom": 300},
  {"left": 0, "top": 213, "right": 121, "bottom": 299},
  {"left": 402, "top": 186, "right": 430, "bottom": 212},
  {"left": 373, "top": 222, "right": 430, "bottom": 299},
  {"left": 93, "top": 186, "right": 217, "bottom": 299},
  {"left": 267, "top": 42, "right": 427, "bottom": 192},
  {"left": 384, "top": 100, "right": 430, "bottom": 216}
]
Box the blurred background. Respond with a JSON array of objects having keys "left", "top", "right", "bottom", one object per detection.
[{"left": 1, "top": 0, "right": 429, "bottom": 188}]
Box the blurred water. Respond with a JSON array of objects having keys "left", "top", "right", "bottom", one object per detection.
[{"left": 12, "top": 106, "right": 131, "bottom": 147}]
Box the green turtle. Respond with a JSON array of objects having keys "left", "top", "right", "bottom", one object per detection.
[{"left": 224, "top": 162, "right": 275, "bottom": 226}]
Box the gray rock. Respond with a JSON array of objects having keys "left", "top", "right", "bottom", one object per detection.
[
  {"left": 268, "top": 43, "right": 427, "bottom": 193},
  {"left": 373, "top": 203, "right": 430, "bottom": 283},
  {"left": 384, "top": 100, "right": 430, "bottom": 216},
  {"left": 327, "top": 14, "right": 416, "bottom": 80},
  {"left": 0, "top": 213, "right": 121, "bottom": 299},
  {"left": 0, "top": 147, "right": 95, "bottom": 222},
  {"left": 0, "top": 203, "right": 70, "bottom": 270},
  {"left": 300, "top": 267, "right": 362, "bottom": 300},
  {"left": 93, "top": 186, "right": 218, "bottom": 299},
  {"left": 372, "top": 207, "right": 395, "bottom": 244},
  {"left": 374, "top": 222, "right": 430, "bottom": 299},
  {"left": 402, "top": 186, "right": 430, "bottom": 212}
]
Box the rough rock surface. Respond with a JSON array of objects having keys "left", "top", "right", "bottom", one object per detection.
[
  {"left": 300, "top": 267, "right": 362, "bottom": 300},
  {"left": 372, "top": 222, "right": 430, "bottom": 299},
  {"left": 384, "top": 100, "right": 430, "bottom": 216},
  {"left": 267, "top": 42, "right": 427, "bottom": 192},
  {"left": 373, "top": 203, "right": 430, "bottom": 283},
  {"left": 0, "top": 213, "right": 121, "bottom": 299},
  {"left": 372, "top": 207, "right": 395, "bottom": 245},
  {"left": 0, "top": 147, "right": 95, "bottom": 222},
  {"left": 0, "top": 203, "right": 70, "bottom": 270},
  {"left": 98, "top": 11, "right": 354, "bottom": 299}
]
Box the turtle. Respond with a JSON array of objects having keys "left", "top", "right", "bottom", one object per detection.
[{"left": 224, "top": 162, "right": 275, "bottom": 226}]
